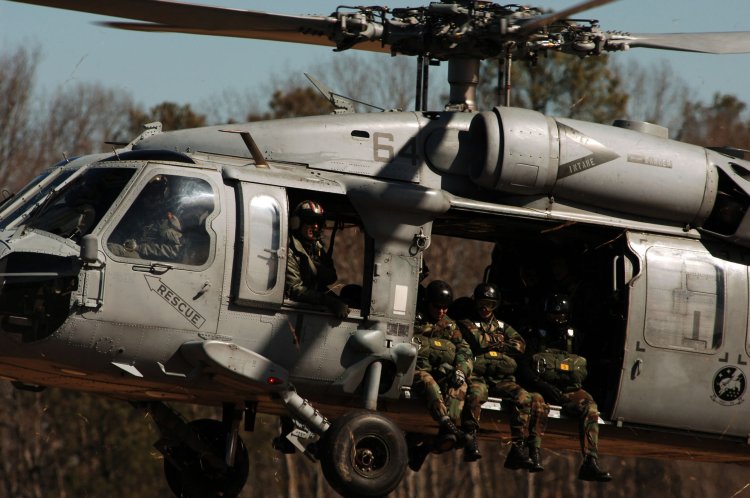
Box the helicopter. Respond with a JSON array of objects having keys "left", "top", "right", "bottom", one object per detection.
[{"left": 3, "top": 0, "right": 750, "bottom": 497}]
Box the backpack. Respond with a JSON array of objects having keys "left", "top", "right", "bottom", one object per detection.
[{"left": 532, "top": 348, "right": 587, "bottom": 390}]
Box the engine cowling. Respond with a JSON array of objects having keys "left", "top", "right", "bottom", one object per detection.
[{"left": 468, "top": 106, "right": 718, "bottom": 226}]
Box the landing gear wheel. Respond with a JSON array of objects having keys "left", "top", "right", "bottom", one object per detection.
[
  {"left": 163, "top": 419, "right": 249, "bottom": 498},
  {"left": 320, "top": 410, "right": 408, "bottom": 498}
]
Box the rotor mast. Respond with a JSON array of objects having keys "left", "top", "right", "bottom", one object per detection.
[{"left": 446, "top": 59, "right": 480, "bottom": 111}]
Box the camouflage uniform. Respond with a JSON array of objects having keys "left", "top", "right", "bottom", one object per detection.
[
  {"left": 518, "top": 327, "right": 601, "bottom": 458},
  {"left": 459, "top": 316, "right": 548, "bottom": 449},
  {"left": 285, "top": 234, "right": 338, "bottom": 306},
  {"left": 412, "top": 313, "right": 473, "bottom": 426}
]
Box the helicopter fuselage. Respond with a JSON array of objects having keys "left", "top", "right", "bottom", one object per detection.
[{"left": 0, "top": 107, "right": 749, "bottom": 470}]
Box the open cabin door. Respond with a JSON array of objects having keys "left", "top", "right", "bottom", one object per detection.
[{"left": 613, "top": 233, "right": 750, "bottom": 438}]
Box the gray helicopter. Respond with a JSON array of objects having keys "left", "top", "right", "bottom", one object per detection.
[{"left": 3, "top": 0, "right": 750, "bottom": 497}]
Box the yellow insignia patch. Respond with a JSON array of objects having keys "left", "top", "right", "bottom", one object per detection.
[
  {"left": 489, "top": 351, "right": 498, "bottom": 357},
  {"left": 433, "top": 340, "right": 442, "bottom": 347},
  {"left": 560, "top": 363, "right": 570, "bottom": 371}
]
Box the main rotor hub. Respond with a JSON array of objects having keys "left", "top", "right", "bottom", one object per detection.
[{"left": 333, "top": 1, "right": 606, "bottom": 61}]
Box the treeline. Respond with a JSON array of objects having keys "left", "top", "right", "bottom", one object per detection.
[{"left": 2, "top": 42, "right": 750, "bottom": 497}]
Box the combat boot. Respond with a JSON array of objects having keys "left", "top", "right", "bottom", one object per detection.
[
  {"left": 504, "top": 442, "right": 533, "bottom": 470},
  {"left": 408, "top": 442, "right": 431, "bottom": 472},
  {"left": 463, "top": 431, "right": 482, "bottom": 462},
  {"left": 434, "top": 416, "right": 464, "bottom": 453},
  {"left": 527, "top": 446, "right": 544, "bottom": 473},
  {"left": 578, "top": 455, "right": 612, "bottom": 482}
]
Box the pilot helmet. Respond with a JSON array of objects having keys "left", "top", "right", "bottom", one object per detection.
[
  {"left": 292, "top": 200, "right": 324, "bottom": 224},
  {"left": 473, "top": 282, "right": 499, "bottom": 310},
  {"left": 291, "top": 200, "right": 325, "bottom": 238},
  {"left": 425, "top": 280, "right": 453, "bottom": 308},
  {"left": 140, "top": 174, "right": 170, "bottom": 207}
]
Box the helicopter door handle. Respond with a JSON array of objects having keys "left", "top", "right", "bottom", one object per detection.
[
  {"left": 631, "top": 358, "right": 643, "bottom": 380},
  {"left": 193, "top": 281, "right": 211, "bottom": 300},
  {"left": 132, "top": 262, "right": 174, "bottom": 274},
  {"left": 264, "top": 248, "right": 285, "bottom": 260}
]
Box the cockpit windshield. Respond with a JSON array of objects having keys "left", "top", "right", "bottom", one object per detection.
[
  {"left": 18, "top": 168, "right": 136, "bottom": 241},
  {"left": 0, "top": 169, "right": 75, "bottom": 228}
]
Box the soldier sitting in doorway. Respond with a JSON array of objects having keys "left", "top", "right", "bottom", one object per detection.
[
  {"left": 285, "top": 200, "right": 349, "bottom": 318},
  {"left": 409, "top": 280, "right": 479, "bottom": 471},
  {"left": 458, "top": 282, "right": 548, "bottom": 473},
  {"left": 516, "top": 294, "right": 613, "bottom": 482}
]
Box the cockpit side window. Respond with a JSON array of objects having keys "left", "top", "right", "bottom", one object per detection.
[{"left": 107, "top": 174, "right": 216, "bottom": 266}]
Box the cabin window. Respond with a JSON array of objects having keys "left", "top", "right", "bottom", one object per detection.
[
  {"left": 644, "top": 247, "right": 724, "bottom": 352},
  {"left": 107, "top": 174, "right": 216, "bottom": 266},
  {"left": 234, "top": 183, "right": 287, "bottom": 307},
  {"left": 246, "top": 195, "right": 282, "bottom": 293}
]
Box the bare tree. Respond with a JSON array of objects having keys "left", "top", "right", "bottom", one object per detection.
[
  {"left": 324, "top": 52, "right": 423, "bottom": 111},
  {"left": 38, "top": 82, "right": 135, "bottom": 163},
  {"left": 615, "top": 59, "right": 693, "bottom": 134},
  {"left": 0, "top": 45, "right": 40, "bottom": 190},
  {"left": 199, "top": 87, "right": 261, "bottom": 125},
  {"left": 200, "top": 51, "right": 446, "bottom": 124}
]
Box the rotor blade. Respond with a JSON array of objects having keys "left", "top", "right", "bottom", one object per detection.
[
  {"left": 8, "top": 0, "right": 338, "bottom": 40},
  {"left": 99, "top": 21, "right": 390, "bottom": 53},
  {"left": 614, "top": 32, "right": 750, "bottom": 54},
  {"left": 516, "top": 0, "right": 619, "bottom": 35}
]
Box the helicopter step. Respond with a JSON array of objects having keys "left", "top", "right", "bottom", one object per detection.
[{"left": 481, "top": 396, "right": 607, "bottom": 425}]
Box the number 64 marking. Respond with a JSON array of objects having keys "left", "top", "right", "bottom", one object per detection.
[
  {"left": 373, "top": 131, "right": 417, "bottom": 165},
  {"left": 373, "top": 132, "right": 394, "bottom": 162}
]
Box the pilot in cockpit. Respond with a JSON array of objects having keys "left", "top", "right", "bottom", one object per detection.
[{"left": 108, "top": 175, "right": 183, "bottom": 261}]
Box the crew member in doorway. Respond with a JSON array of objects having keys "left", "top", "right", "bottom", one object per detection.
[
  {"left": 459, "top": 283, "right": 548, "bottom": 473},
  {"left": 517, "top": 294, "right": 612, "bottom": 482},
  {"left": 285, "top": 200, "right": 349, "bottom": 318},
  {"left": 410, "top": 280, "right": 479, "bottom": 470}
]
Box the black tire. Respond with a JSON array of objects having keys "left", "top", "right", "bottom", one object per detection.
[
  {"left": 163, "top": 419, "right": 250, "bottom": 498},
  {"left": 320, "top": 410, "right": 408, "bottom": 498}
]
